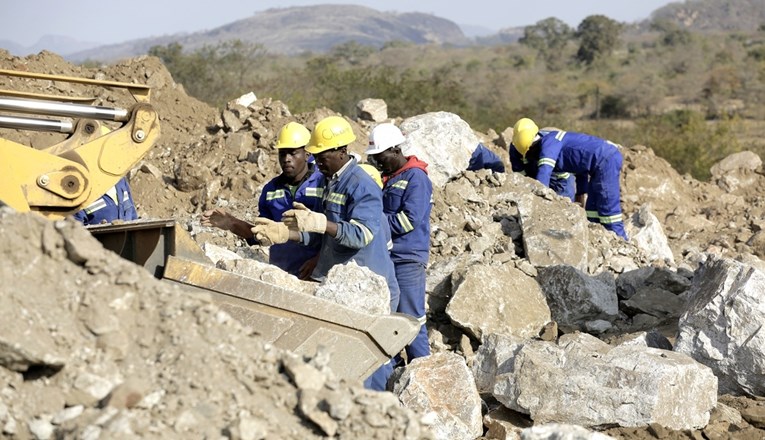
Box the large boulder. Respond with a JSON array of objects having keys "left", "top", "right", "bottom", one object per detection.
[
  {"left": 675, "top": 257, "right": 765, "bottom": 396},
  {"left": 446, "top": 265, "right": 551, "bottom": 341},
  {"left": 492, "top": 333, "right": 717, "bottom": 430},
  {"left": 399, "top": 112, "right": 479, "bottom": 187}
]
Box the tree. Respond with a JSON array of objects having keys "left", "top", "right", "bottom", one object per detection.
[
  {"left": 650, "top": 19, "right": 693, "bottom": 47},
  {"left": 519, "top": 17, "right": 573, "bottom": 70},
  {"left": 149, "top": 41, "right": 267, "bottom": 105},
  {"left": 575, "top": 15, "right": 623, "bottom": 64}
]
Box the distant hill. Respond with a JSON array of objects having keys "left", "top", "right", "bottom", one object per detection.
[
  {"left": 68, "top": 4, "right": 471, "bottom": 62},
  {"left": 648, "top": 0, "right": 765, "bottom": 32},
  {"left": 1, "top": 35, "right": 99, "bottom": 57}
]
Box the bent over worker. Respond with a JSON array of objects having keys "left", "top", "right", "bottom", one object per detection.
[
  {"left": 202, "top": 122, "right": 324, "bottom": 278},
  {"left": 366, "top": 123, "right": 432, "bottom": 361},
  {"left": 251, "top": 116, "right": 400, "bottom": 391},
  {"left": 509, "top": 143, "right": 576, "bottom": 201},
  {"left": 511, "top": 117, "right": 627, "bottom": 240}
]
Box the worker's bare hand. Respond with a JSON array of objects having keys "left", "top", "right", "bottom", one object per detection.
[
  {"left": 298, "top": 254, "right": 320, "bottom": 280},
  {"left": 202, "top": 208, "right": 234, "bottom": 230}
]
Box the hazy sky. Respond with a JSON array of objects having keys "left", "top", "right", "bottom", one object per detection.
[{"left": 1, "top": 0, "right": 680, "bottom": 46}]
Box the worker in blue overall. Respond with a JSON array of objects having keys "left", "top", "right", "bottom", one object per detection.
[
  {"left": 509, "top": 140, "right": 576, "bottom": 201},
  {"left": 366, "top": 123, "right": 432, "bottom": 363},
  {"left": 201, "top": 122, "right": 324, "bottom": 278},
  {"left": 467, "top": 142, "right": 505, "bottom": 173},
  {"left": 73, "top": 176, "right": 138, "bottom": 225},
  {"left": 251, "top": 116, "right": 400, "bottom": 391},
  {"left": 73, "top": 124, "right": 139, "bottom": 225},
  {"left": 511, "top": 117, "right": 627, "bottom": 239}
]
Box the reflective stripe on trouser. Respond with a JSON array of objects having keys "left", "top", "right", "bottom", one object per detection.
[
  {"left": 394, "top": 261, "right": 430, "bottom": 359},
  {"left": 585, "top": 151, "right": 628, "bottom": 240}
]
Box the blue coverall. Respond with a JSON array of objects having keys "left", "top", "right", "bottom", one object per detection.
[
  {"left": 251, "top": 164, "right": 324, "bottom": 276},
  {"left": 528, "top": 130, "right": 627, "bottom": 239},
  {"left": 510, "top": 136, "right": 576, "bottom": 201},
  {"left": 468, "top": 143, "right": 506, "bottom": 173},
  {"left": 382, "top": 155, "right": 432, "bottom": 361},
  {"left": 73, "top": 177, "right": 138, "bottom": 225},
  {"left": 302, "top": 158, "right": 401, "bottom": 391}
]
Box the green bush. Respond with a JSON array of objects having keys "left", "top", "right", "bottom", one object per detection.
[{"left": 636, "top": 110, "right": 740, "bottom": 180}]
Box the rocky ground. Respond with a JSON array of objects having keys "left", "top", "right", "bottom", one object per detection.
[{"left": 3, "top": 50, "right": 765, "bottom": 439}]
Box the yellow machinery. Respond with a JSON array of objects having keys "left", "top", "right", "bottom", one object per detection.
[
  {"left": 0, "top": 69, "right": 418, "bottom": 381},
  {"left": 0, "top": 69, "right": 159, "bottom": 219}
]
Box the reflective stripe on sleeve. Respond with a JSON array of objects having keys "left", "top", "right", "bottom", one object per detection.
[
  {"left": 327, "top": 192, "right": 347, "bottom": 205},
  {"left": 349, "top": 219, "right": 374, "bottom": 245},
  {"left": 391, "top": 180, "right": 408, "bottom": 190},
  {"left": 397, "top": 211, "right": 414, "bottom": 233},
  {"left": 538, "top": 158, "right": 556, "bottom": 167},
  {"left": 83, "top": 198, "right": 108, "bottom": 215}
]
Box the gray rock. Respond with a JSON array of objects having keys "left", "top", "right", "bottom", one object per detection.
[
  {"left": 537, "top": 266, "right": 618, "bottom": 332},
  {"left": 507, "top": 186, "right": 589, "bottom": 272},
  {"left": 625, "top": 205, "right": 675, "bottom": 265},
  {"left": 447, "top": 265, "right": 550, "bottom": 340},
  {"left": 392, "top": 352, "right": 483, "bottom": 440},
  {"left": 356, "top": 98, "right": 388, "bottom": 122},
  {"left": 520, "top": 423, "right": 616, "bottom": 440},
  {"left": 400, "top": 112, "right": 479, "bottom": 187},
  {"left": 493, "top": 333, "right": 717, "bottom": 430},
  {"left": 675, "top": 257, "right": 765, "bottom": 396}
]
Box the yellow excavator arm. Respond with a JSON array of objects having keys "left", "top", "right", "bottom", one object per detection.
[{"left": 0, "top": 69, "right": 159, "bottom": 219}]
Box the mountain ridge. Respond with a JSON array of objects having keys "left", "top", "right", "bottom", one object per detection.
[{"left": 67, "top": 4, "right": 471, "bottom": 62}]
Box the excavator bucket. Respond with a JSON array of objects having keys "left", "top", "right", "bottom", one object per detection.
[{"left": 87, "top": 220, "right": 420, "bottom": 381}]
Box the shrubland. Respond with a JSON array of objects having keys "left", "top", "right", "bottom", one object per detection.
[{"left": 144, "top": 16, "right": 765, "bottom": 180}]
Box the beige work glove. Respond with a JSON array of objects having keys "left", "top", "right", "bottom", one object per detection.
[
  {"left": 251, "top": 218, "right": 289, "bottom": 246},
  {"left": 282, "top": 202, "right": 327, "bottom": 233}
]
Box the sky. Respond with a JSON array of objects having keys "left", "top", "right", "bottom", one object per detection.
[{"left": 0, "top": 0, "right": 680, "bottom": 46}]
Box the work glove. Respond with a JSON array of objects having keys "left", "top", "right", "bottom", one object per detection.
[
  {"left": 251, "top": 218, "right": 289, "bottom": 246},
  {"left": 282, "top": 202, "right": 327, "bottom": 233}
]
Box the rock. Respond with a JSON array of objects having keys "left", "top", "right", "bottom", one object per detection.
[
  {"left": 675, "top": 257, "right": 765, "bottom": 396},
  {"left": 356, "top": 98, "right": 388, "bottom": 122},
  {"left": 511, "top": 185, "right": 589, "bottom": 272},
  {"left": 447, "top": 265, "right": 551, "bottom": 341},
  {"left": 400, "top": 112, "right": 479, "bottom": 187},
  {"left": 392, "top": 352, "right": 483, "bottom": 440},
  {"left": 537, "top": 266, "right": 618, "bottom": 333},
  {"left": 492, "top": 333, "right": 717, "bottom": 430},
  {"left": 625, "top": 204, "right": 675, "bottom": 265},
  {"left": 315, "top": 261, "right": 391, "bottom": 315},
  {"left": 520, "top": 423, "right": 616, "bottom": 439}
]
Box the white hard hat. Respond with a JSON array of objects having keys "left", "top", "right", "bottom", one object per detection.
[{"left": 366, "top": 123, "right": 405, "bottom": 155}]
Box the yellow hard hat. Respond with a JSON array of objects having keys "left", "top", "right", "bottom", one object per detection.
[
  {"left": 306, "top": 116, "right": 357, "bottom": 155},
  {"left": 275, "top": 122, "right": 311, "bottom": 149},
  {"left": 358, "top": 163, "right": 383, "bottom": 189},
  {"left": 512, "top": 118, "right": 539, "bottom": 157}
]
